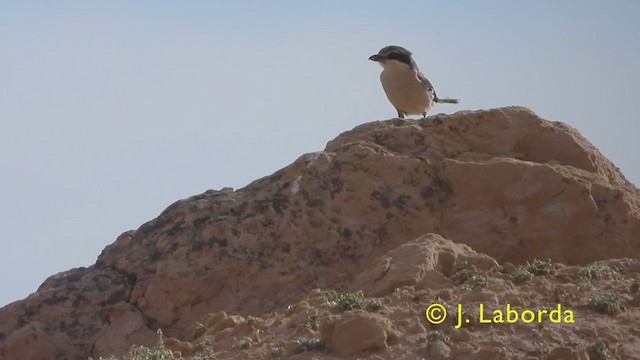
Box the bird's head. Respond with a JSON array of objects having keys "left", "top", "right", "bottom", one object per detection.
[{"left": 369, "top": 45, "right": 417, "bottom": 70}]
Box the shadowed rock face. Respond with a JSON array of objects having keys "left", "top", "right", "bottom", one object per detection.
[{"left": 2, "top": 107, "right": 639, "bottom": 359}]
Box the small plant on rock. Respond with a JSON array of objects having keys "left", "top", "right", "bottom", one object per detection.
[
  {"left": 305, "top": 312, "right": 320, "bottom": 331},
  {"left": 587, "top": 293, "right": 625, "bottom": 315},
  {"left": 524, "top": 259, "right": 556, "bottom": 276},
  {"left": 426, "top": 330, "right": 451, "bottom": 346},
  {"left": 525, "top": 342, "right": 548, "bottom": 358},
  {"left": 580, "top": 264, "right": 624, "bottom": 282},
  {"left": 232, "top": 337, "right": 254, "bottom": 350},
  {"left": 89, "top": 345, "right": 175, "bottom": 360},
  {"left": 293, "top": 337, "right": 325, "bottom": 354},
  {"left": 461, "top": 275, "right": 487, "bottom": 290},
  {"left": 324, "top": 290, "right": 381, "bottom": 311},
  {"left": 587, "top": 339, "right": 611, "bottom": 360},
  {"left": 270, "top": 346, "right": 285, "bottom": 359},
  {"left": 513, "top": 268, "right": 534, "bottom": 284}
]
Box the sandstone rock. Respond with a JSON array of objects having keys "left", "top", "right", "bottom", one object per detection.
[
  {"left": 0, "top": 266, "right": 155, "bottom": 359},
  {"left": 1, "top": 107, "right": 640, "bottom": 359},
  {"left": 352, "top": 233, "right": 496, "bottom": 296},
  {"left": 325, "top": 107, "right": 640, "bottom": 265},
  {"left": 427, "top": 339, "right": 451, "bottom": 359},
  {"left": 201, "top": 311, "right": 246, "bottom": 336},
  {"left": 320, "top": 310, "right": 395, "bottom": 356},
  {"left": 547, "top": 346, "right": 581, "bottom": 359}
]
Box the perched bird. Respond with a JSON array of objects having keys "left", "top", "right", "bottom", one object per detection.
[{"left": 369, "top": 45, "right": 459, "bottom": 119}]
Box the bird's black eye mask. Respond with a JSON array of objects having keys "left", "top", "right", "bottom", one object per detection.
[{"left": 385, "top": 52, "right": 413, "bottom": 67}]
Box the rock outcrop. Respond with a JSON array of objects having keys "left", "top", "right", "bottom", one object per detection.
[{"left": 2, "top": 107, "right": 640, "bottom": 359}]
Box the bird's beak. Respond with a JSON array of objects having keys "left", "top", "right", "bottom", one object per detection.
[{"left": 369, "top": 54, "right": 382, "bottom": 61}]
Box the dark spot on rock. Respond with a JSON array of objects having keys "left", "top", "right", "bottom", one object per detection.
[
  {"left": 16, "top": 318, "right": 26, "bottom": 327},
  {"left": 421, "top": 186, "right": 435, "bottom": 199},
  {"left": 94, "top": 274, "right": 114, "bottom": 292},
  {"left": 191, "top": 239, "right": 205, "bottom": 252},
  {"left": 509, "top": 216, "right": 518, "bottom": 225},
  {"left": 255, "top": 202, "right": 269, "bottom": 213},
  {"left": 421, "top": 177, "right": 454, "bottom": 205},
  {"left": 74, "top": 294, "right": 90, "bottom": 308},
  {"left": 271, "top": 195, "right": 289, "bottom": 214},
  {"left": 124, "top": 272, "right": 137, "bottom": 286},
  {"left": 256, "top": 195, "right": 290, "bottom": 214},
  {"left": 310, "top": 248, "right": 333, "bottom": 266},
  {"left": 329, "top": 178, "right": 344, "bottom": 198},
  {"left": 306, "top": 197, "right": 325, "bottom": 207},
  {"left": 166, "top": 222, "right": 187, "bottom": 236},
  {"left": 376, "top": 227, "right": 389, "bottom": 246},
  {"left": 106, "top": 288, "right": 128, "bottom": 304},
  {"left": 192, "top": 216, "right": 209, "bottom": 229},
  {"left": 340, "top": 228, "right": 352, "bottom": 239},
  {"left": 237, "top": 245, "right": 250, "bottom": 256},
  {"left": 289, "top": 209, "right": 300, "bottom": 218},
  {"left": 209, "top": 237, "right": 228, "bottom": 248},
  {"left": 371, "top": 190, "right": 391, "bottom": 209},
  {"left": 431, "top": 117, "right": 445, "bottom": 125},
  {"left": 373, "top": 132, "right": 390, "bottom": 144},
  {"left": 343, "top": 253, "right": 358, "bottom": 263},
  {"left": 448, "top": 125, "right": 460, "bottom": 134},
  {"left": 43, "top": 294, "right": 71, "bottom": 307},
  {"left": 149, "top": 249, "right": 162, "bottom": 262},
  {"left": 393, "top": 194, "right": 411, "bottom": 211},
  {"left": 433, "top": 177, "right": 454, "bottom": 197}
]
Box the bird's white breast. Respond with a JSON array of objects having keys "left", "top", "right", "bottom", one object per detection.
[{"left": 379, "top": 62, "right": 433, "bottom": 116}]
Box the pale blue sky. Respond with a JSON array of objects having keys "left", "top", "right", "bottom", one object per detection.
[{"left": 1, "top": 1, "right": 639, "bottom": 306}]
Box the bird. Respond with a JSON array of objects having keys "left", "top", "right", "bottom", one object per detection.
[{"left": 369, "top": 45, "right": 459, "bottom": 119}]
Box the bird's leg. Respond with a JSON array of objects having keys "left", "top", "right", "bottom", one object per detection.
[
  {"left": 421, "top": 112, "right": 427, "bottom": 119},
  {"left": 396, "top": 109, "right": 405, "bottom": 119}
]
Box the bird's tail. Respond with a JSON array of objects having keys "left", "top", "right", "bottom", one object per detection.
[{"left": 434, "top": 96, "right": 460, "bottom": 104}]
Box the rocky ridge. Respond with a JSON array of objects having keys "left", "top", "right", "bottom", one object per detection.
[{"left": 1, "top": 107, "right": 640, "bottom": 359}]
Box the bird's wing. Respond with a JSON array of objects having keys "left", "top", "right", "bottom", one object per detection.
[
  {"left": 416, "top": 71, "right": 441, "bottom": 101},
  {"left": 416, "top": 71, "right": 435, "bottom": 94},
  {"left": 417, "top": 70, "right": 460, "bottom": 104}
]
